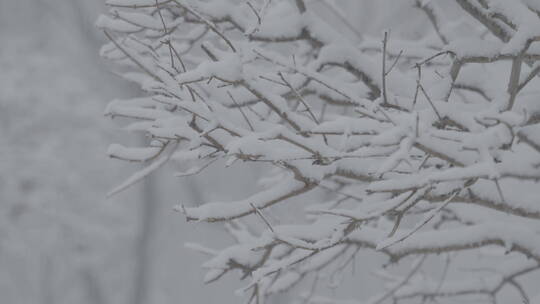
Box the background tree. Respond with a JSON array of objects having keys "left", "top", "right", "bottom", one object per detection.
[{"left": 100, "top": 0, "right": 540, "bottom": 303}]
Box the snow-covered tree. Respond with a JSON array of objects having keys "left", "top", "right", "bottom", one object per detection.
[{"left": 99, "top": 0, "right": 540, "bottom": 303}]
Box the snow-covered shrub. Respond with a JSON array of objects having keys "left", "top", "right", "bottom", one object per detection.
[{"left": 99, "top": 0, "right": 540, "bottom": 303}]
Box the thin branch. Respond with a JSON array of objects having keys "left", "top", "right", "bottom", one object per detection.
[
  {"left": 419, "top": 85, "right": 442, "bottom": 120},
  {"left": 172, "top": 0, "right": 237, "bottom": 52},
  {"left": 250, "top": 203, "right": 275, "bottom": 233},
  {"left": 228, "top": 91, "right": 255, "bottom": 131}
]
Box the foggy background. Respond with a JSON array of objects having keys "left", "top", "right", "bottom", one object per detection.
[
  {"left": 1, "top": 1, "right": 245, "bottom": 303},
  {"left": 0, "top": 1, "right": 457, "bottom": 303}
]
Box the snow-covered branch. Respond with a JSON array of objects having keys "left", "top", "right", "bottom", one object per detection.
[{"left": 100, "top": 0, "right": 540, "bottom": 302}]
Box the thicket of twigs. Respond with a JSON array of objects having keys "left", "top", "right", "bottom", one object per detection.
[{"left": 99, "top": 0, "right": 540, "bottom": 303}]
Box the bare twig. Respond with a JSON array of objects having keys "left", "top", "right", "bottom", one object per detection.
[{"left": 250, "top": 203, "right": 275, "bottom": 233}]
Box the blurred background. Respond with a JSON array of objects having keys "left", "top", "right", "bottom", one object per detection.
[
  {"left": 0, "top": 1, "right": 443, "bottom": 303},
  {"left": 0, "top": 1, "right": 246, "bottom": 303}
]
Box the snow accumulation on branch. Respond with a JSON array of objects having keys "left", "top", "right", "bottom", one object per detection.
[{"left": 99, "top": 0, "right": 540, "bottom": 303}]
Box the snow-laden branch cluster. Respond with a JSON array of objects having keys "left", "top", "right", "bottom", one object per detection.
[{"left": 99, "top": 0, "right": 540, "bottom": 303}]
